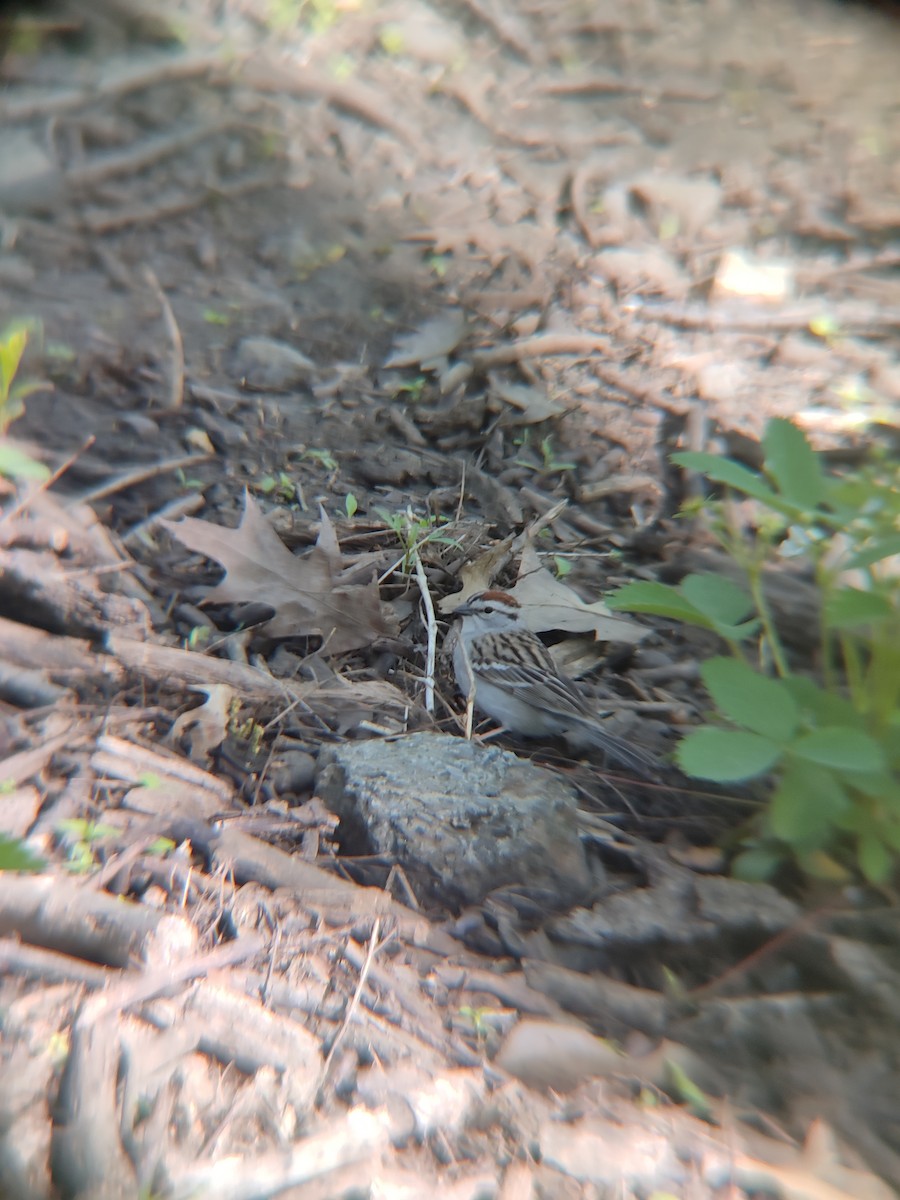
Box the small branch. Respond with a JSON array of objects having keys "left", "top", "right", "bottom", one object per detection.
[
  {"left": 0, "top": 435, "right": 94, "bottom": 529},
  {"left": 143, "top": 266, "right": 184, "bottom": 410},
  {"left": 472, "top": 331, "right": 612, "bottom": 369},
  {"left": 413, "top": 554, "right": 437, "bottom": 713},
  {"left": 319, "top": 917, "right": 381, "bottom": 1086},
  {"left": 71, "top": 452, "right": 212, "bottom": 506}
]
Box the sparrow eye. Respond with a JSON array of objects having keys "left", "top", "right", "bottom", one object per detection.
[{"left": 482, "top": 605, "right": 494, "bottom": 614}]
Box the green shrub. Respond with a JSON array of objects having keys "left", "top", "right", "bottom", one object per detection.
[{"left": 608, "top": 418, "right": 900, "bottom": 882}]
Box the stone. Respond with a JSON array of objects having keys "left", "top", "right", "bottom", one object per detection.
[{"left": 316, "top": 733, "right": 592, "bottom": 907}]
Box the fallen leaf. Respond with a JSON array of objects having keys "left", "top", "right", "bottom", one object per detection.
[
  {"left": 384, "top": 309, "right": 466, "bottom": 369},
  {"left": 436, "top": 535, "right": 516, "bottom": 614},
  {"left": 168, "top": 684, "right": 235, "bottom": 762},
  {"left": 497, "top": 1018, "right": 620, "bottom": 1092},
  {"left": 512, "top": 544, "right": 648, "bottom": 644},
  {"left": 163, "top": 492, "right": 394, "bottom": 652},
  {"left": 629, "top": 172, "right": 722, "bottom": 237},
  {"left": 595, "top": 246, "right": 690, "bottom": 299},
  {"left": 490, "top": 377, "right": 568, "bottom": 425}
]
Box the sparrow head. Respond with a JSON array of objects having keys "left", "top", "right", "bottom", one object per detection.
[{"left": 452, "top": 589, "right": 522, "bottom": 634}]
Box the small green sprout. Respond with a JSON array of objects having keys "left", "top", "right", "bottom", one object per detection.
[
  {"left": 302, "top": 447, "right": 338, "bottom": 472},
  {"left": 375, "top": 506, "right": 459, "bottom": 574},
  {"left": 57, "top": 818, "right": 119, "bottom": 874}
]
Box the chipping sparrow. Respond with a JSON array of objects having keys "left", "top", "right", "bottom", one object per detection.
[{"left": 452, "top": 589, "right": 655, "bottom": 773}]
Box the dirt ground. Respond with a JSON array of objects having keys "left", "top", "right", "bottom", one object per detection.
[{"left": 1, "top": 0, "right": 900, "bottom": 1197}]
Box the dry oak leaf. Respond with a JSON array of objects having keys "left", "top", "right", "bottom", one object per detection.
[
  {"left": 384, "top": 309, "right": 466, "bottom": 370},
  {"left": 163, "top": 492, "right": 394, "bottom": 652}
]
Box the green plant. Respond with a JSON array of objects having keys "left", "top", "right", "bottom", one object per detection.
[
  {"left": 0, "top": 834, "right": 45, "bottom": 872},
  {"left": 427, "top": 253, "right": 450, "bottom": 278},
  {"left": 257, "top": 470, "right": 299, "bottom": 504},
  {"left": 187, "top": 624, "right": 212, "bottom": 651},
  {"left": 302, "top": 447, "right": 338, "bottom": 471},
  {"left": 232, "top": 715, "right": 265, "bottom": 756},
  {"left": 175, "top": 467, "right": 205, "bottom": 491},
  {"left": 0, "top": 320, "right": 50, "bottom": 482},
  {"left": 514, "top": 431, "right": 576, "bottom": 474},
  {"left": 539, "top": 435, "right": 576, "bottom": 474},
  {"left": 459, "top": 1005, "right": 494, "bottom": 1042},
  {"left": 268, "top": 0, "right": 339, "bottom": 34},
  {"left": 390, "top": 375, "right": 427, "bottom": 402},
  {"left": 57, "top": 818, "right": 119, "bottom": 874},
  {"left": 608, "top": 418, "right": 900, "bottom": 882},
  {"left": 375, "top": 506, "right": 459, "bottom": 575}
]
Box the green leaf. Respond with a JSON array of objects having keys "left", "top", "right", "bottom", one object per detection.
[
  {"left": 877, "top": 819, "right": 900, "bottom": 853},
  {"left": 762, "top": 418, "right": 825, "bottom": 509},
  {"left": 606, "top": 581, "right": 710, "bottom": 627},
  {"left": 731, "top": 846, "right": 783, "bottom": 882},
  {"left": 835, "top": 771, "right": 897, "bottom": 801},
  {"left": 824, "top": 587, "right": 893, "bottom": 630},
  {"left": 0, "top": 834, "right": 45, "bottom": 872},
  {"left": 676, "top": 727, "right": 782, "bottom": 781},
  {"left": 790, "top": 728, "right": 886, "bottom": 774},
  {"left": 680, "top": 574, "right": 754, "bottom": 627},
  {"left": 147, "top": 837, "right": 176, "bottom": 856},
  {"left": 781, "top": 676, "right": 862, "bottom": 728},
  {"left": 0, "top": 327, "right": 28, "bottom": 397},
  {"left": 664, "top": 1058, "right": 711, "bottom": 1119},
  {"left": 672, "top": 451, "right": 780, "bottom": 504},
  {"left": 0, "top": 442, "right": 51, "bottom": 481},
  {"left": 857, "top": 832, "right": 891, "bottom": 884},
  {"left": 768, "top": 761, "right": 849, "bottom": 844},
  {"left": 796, "top": 849, "right": 853, "bottom": 882},
  {"left": 700, "top": 658, "right": 799, "bottom": 740},
  {"left": 845, "top": 534, "right": 900, "bottom": 572}
]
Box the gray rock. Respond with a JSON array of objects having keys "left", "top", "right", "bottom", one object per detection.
[
  {"left": 317, "top": 733, "right": 592, "bottom": 907},
  {"left": 234, "top": 336, "right": 317, "bottom": 391}
]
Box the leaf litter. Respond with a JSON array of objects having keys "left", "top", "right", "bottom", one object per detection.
[
  {"left": 163, "top": 491, "right": 397, "bottom": 652},
  {"left": 444, "top": 540, "right": 648, "bottom": 645},
  {"left": 4, "top": 0, "right": 900, "bottom": 1195},
  {"left": 383, "top": 309, "right": 467, "bottom": 370}
]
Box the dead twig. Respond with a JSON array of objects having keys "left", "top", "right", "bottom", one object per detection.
[
  {"left": 473, "top": 331, "right": 613, "bottom": 369},
  {"left": 121, "top": 491, "right": 205, "bottom": 547},
  {"left": 0, "top": 435, "right": 94, "bottom": 529},
  {"left": 143, "top": 266, "right": 184, "bottom": 410},
  {"left": 0, "top": 49, "right": 223, "bottom": 122},
  {"left": 319, "top": 917, "right": 381, "bottom": 1086},
  {"left": 413, "top": 554, "right": 437, "bottom": 713},
  {"left": 82, "top": 171, "right": 278, "bottom": 234},
  {"left": 80, "top": 935, "right": 265, "bottom": 1027},
  {"left": 68, "top": 121, "right": 228, "bottom": 188},
  {"left": 71, "top": 452, "right": 212, "bottom": 506}
]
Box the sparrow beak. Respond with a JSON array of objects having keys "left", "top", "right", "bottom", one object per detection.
[{"left": 450, "top": 598, "right": 476, "bottom": 618}]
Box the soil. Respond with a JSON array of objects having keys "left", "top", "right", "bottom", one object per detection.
[{"left": 1, "top": 0, "right": 899, "bottom": 1197}]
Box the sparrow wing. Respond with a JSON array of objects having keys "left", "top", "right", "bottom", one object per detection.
[
  {"left": 472, "top": 632, "right": 658, "bottom": 774},
  {"left": 471, "top": 632, "right": 595, "bottom": 719}
]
